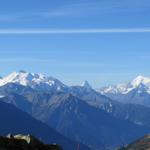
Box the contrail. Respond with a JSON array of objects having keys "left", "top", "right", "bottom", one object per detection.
[{"left": 0, "top": 28, "right": 150, "bottom": 34}]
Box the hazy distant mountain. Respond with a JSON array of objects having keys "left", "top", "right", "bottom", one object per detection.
[
  {"left": 99, "top": 75, "right": 150, "bottom": 106},
  {"left": 0, "top": 100, "right": 90, "bottom": 150},
  {"left": 69, "top": 80, "right": 115, "bottom": 109},
  {"left": 36, "top": 93, "right": 149, "bottom": 150}
]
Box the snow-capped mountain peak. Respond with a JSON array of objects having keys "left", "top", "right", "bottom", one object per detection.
[
  {"left": 131, "top": 75, "right": 150, "bottom": 87},
  {"left": 0, "top": 71, "right": 67, "bottom": 92},
  {"left": 100, "top": 75, "right": 150, "bottom": 95},
  {"left": 0, "top": 71, "right": 44, "bottom": 86}
]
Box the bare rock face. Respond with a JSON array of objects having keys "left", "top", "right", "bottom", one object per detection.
[
  {"left": 0, "top": 134, "right": 62, "bottom": 150},
  {"left": 118, "top": 134, "right": 150, "bottom": 150}
]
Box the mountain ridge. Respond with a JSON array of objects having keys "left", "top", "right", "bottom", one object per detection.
[{"left": 0, "top": 100, "right": 90, "bottom": 150}]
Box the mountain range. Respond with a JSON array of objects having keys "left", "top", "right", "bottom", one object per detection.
[
  {"left": 1, "top": 71, "right": 150, "bottom": 149},
  {"left": 99, "top": 75, "right": 150, "bottom": 107}
]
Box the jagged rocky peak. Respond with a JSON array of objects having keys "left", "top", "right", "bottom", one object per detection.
[{"left": 81, "top": 80, "right": 92, "bottom": 89}]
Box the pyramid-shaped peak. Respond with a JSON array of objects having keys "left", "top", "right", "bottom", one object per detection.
[{"left": 81, "top": 80, "right": 92, "bottom": 89}]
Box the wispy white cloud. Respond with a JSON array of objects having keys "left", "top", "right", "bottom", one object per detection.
[{"left": 0, "top": 28, "right": 150, "bottom": 34}]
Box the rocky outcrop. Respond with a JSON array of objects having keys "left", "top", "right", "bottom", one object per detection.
[
  {"left": 0, "top": 134, "right": 62, "bottom": 150},
  {"left": 118, "top": 135, "right": 150, "bottom": 150}
]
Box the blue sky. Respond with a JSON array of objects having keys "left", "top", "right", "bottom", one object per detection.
[{"left": 0, "top": 0, "right": 150, "bottom": 87}]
